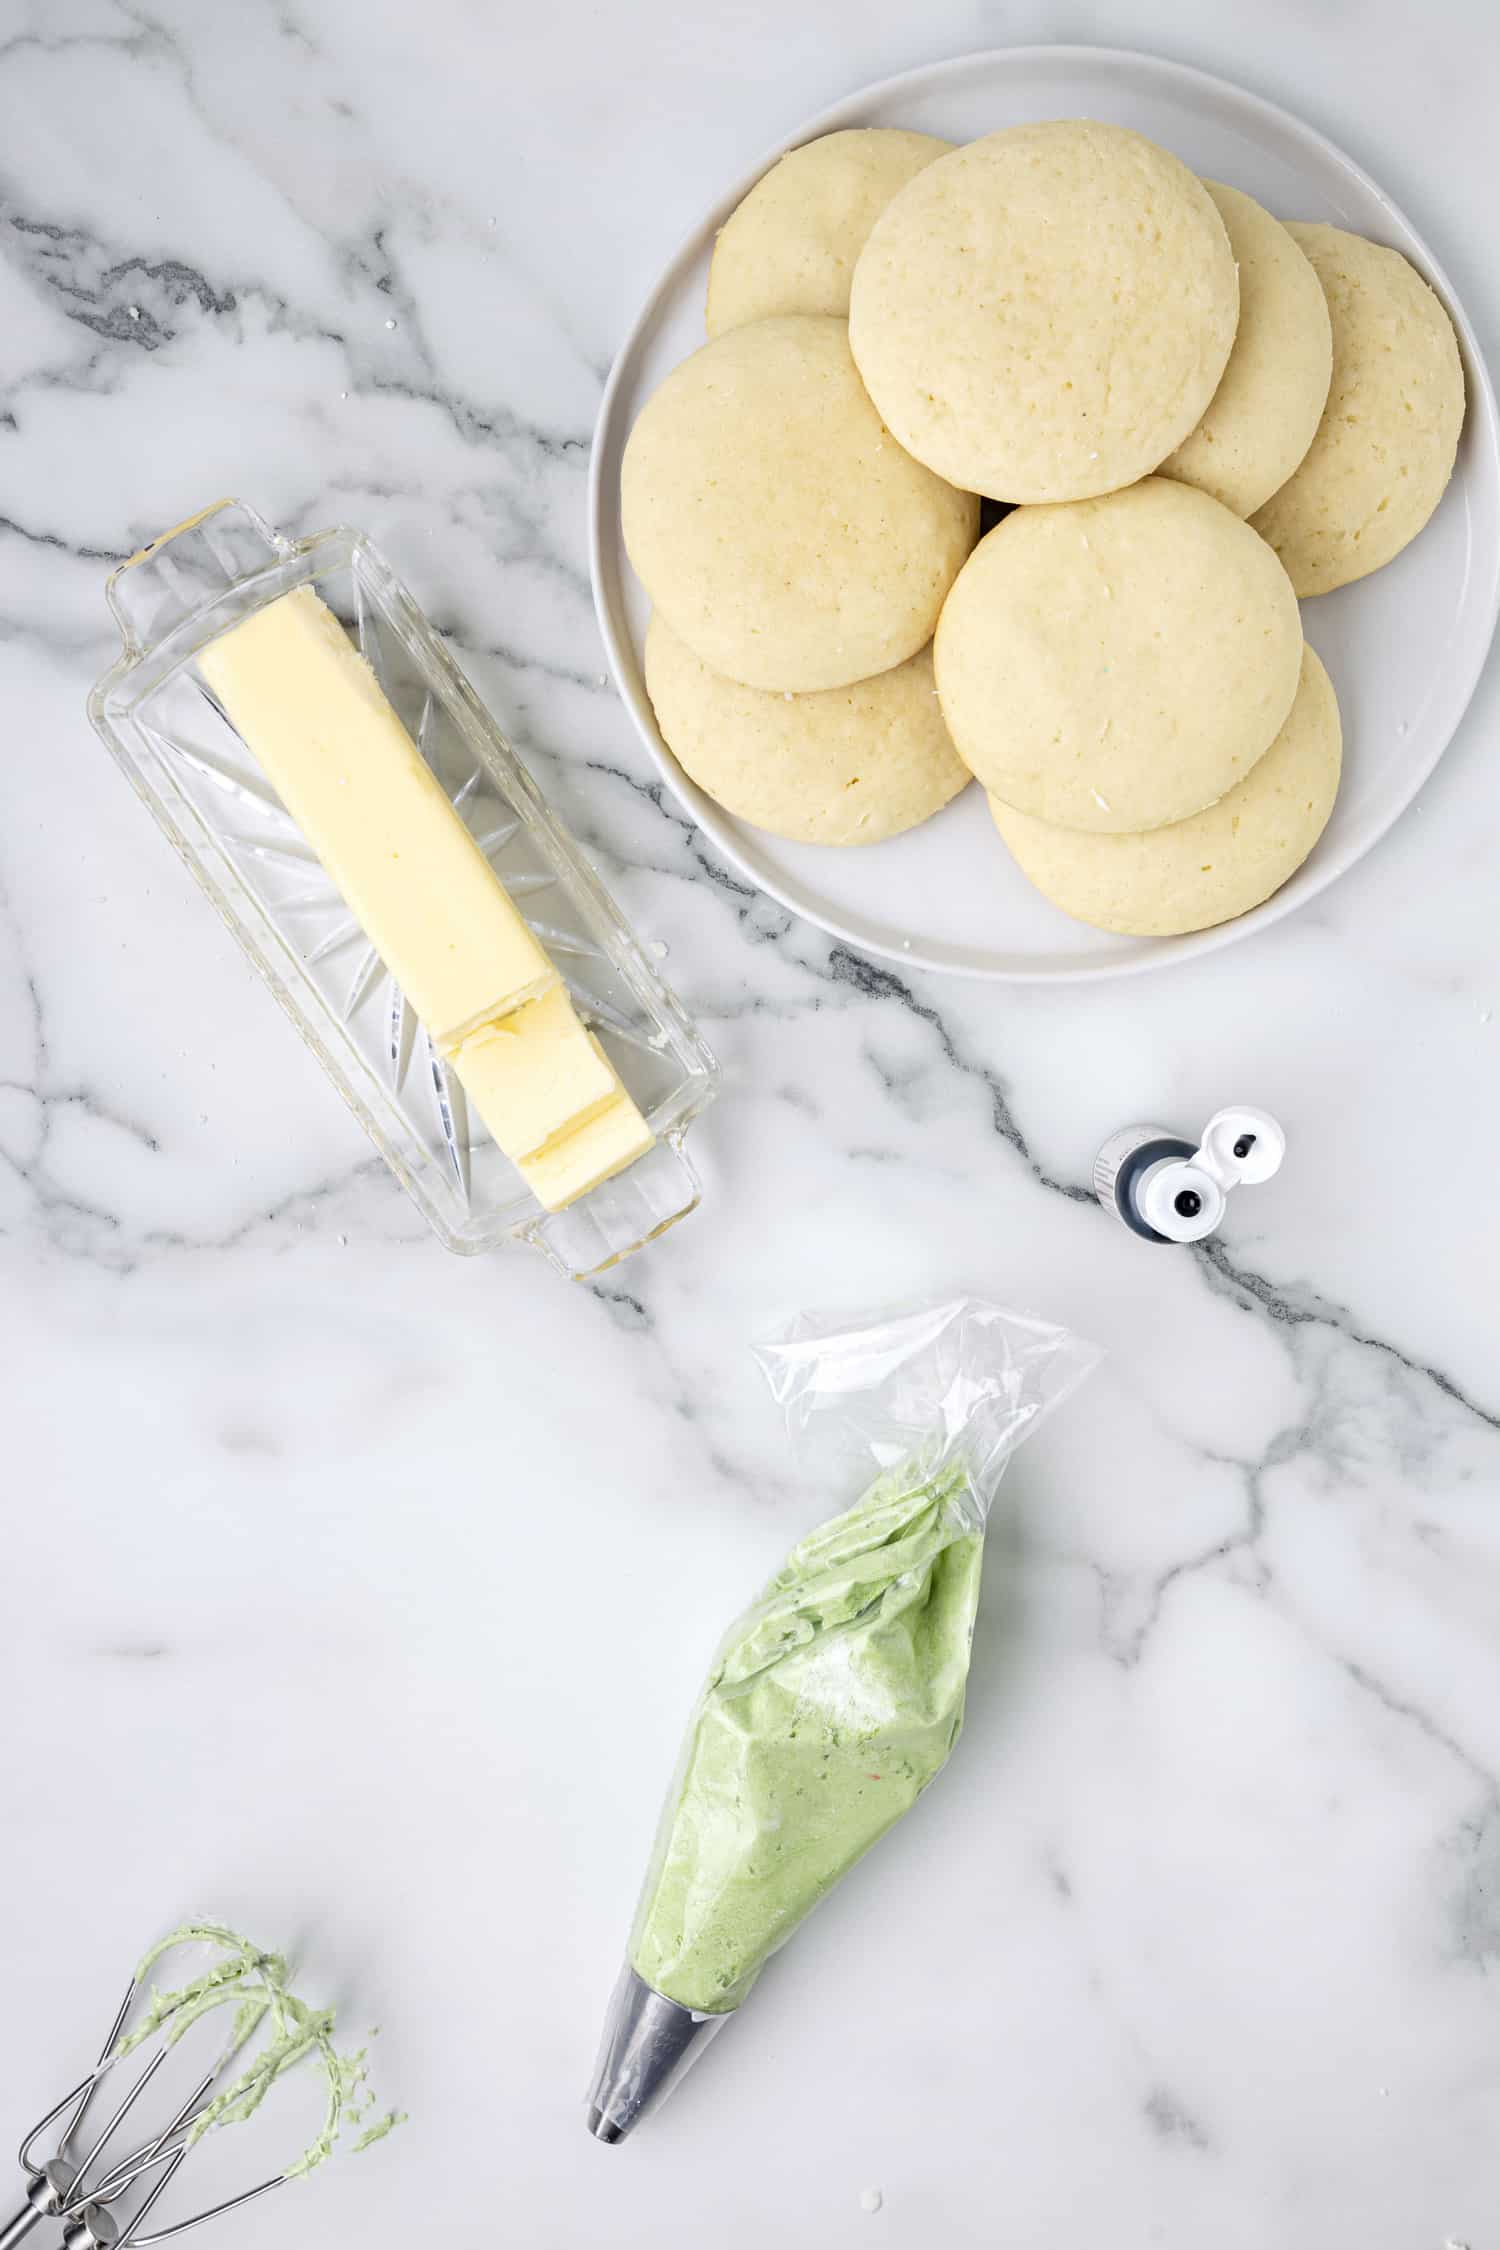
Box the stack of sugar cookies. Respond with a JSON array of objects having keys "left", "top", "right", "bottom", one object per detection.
[{"left": 621, "top": 120, "right": 1466, "bottom": 936}]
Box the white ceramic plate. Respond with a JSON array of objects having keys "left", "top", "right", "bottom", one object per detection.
[{"left": 589, "top": 45, "right": 1500, "bottom": 982}]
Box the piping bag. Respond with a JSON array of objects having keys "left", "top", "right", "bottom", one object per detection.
[{"left": 586, "top": 1298, "right": 1099, "bottom": 2142}]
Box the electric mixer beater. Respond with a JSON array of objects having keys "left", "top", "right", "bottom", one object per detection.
[{"left": 1, "top": 1925, "right": 399, "bottom": 2250}]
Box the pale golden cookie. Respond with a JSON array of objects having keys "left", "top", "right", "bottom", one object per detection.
[
  {"left": 644, "top": 615, "right": 969, "bottom": 845},
  {"left": 1159, "top": 182, "right": 1333, "bottom": 517},
  {"left": 706, "top": 128, "right": 953, "bottom": 336},
  {"left": 1250, "top": 223, "right": 1465, "bottom": 594},
  {"left": 934, "top": 478, "right": 1303, "bottom": 833},
  {"left": 621, "top": 315, "right": 979, "bottom": 693},
  {"left": 848, "top": 120, "right": 1239, "bottom": 502},
  {"left": 990, "top": 643, "right": 1341, "bottom": 934}
]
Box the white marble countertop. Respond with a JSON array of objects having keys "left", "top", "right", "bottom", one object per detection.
[{"left": 5, "top": 3, "right": 1500, "bottom": 2245}]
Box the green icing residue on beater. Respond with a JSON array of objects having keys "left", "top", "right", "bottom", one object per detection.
[
  {"left": 630, "top": 1458, "right": 985, "bottom": 2014},
  {"left": 123, "top": 1921, "right": 405, "bottom": 2178},
  {"left": 351, "top": 2106, "right": 405, "bottom": 2153}
]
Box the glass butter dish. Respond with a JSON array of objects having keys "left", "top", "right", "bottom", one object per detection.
[{"left": 87, "top": 500, "right": 718, "bottom": 1276}]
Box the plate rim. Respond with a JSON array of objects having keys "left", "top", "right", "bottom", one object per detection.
[{"left": 588, "top": 41, "right": 1500, "bottom": 984}]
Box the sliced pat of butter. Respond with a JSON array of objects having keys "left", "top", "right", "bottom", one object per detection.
[
  {"left": 199, "top": 588, "right": 554, "bottom": 1046},
  {"left": 449, "top": 985, "right": 619, "bottom": 1163},
  {"left": 518, "top": 1091, "right": 656, "bottom": 1212}
]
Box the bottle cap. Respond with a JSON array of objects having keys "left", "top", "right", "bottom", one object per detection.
[{"left": 1098, "top": 1107, "right": 1286, "bottom": 1245}]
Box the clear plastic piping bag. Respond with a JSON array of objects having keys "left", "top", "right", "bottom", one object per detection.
[{"left": 586, "top": 1298, "right": 1099, "bottom": 2142}]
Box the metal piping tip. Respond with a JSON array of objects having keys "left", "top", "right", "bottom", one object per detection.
[{"left": 585, "top": 1967, "right": 730, "bottom": 2145}]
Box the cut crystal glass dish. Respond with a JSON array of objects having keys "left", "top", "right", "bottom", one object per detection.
[{"left": 88, "top": 501, "right": 718, "bottom": 1276}]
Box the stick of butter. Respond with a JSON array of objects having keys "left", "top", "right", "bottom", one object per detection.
[
  {"left": 452, "top": 995, "right": 655, "bottom": 1209},
  {"left": 450, "top": 986, "right": 618, "bottom": 1163},
  {"left": 199, "top": 587, "right": 554, "bottom": 1048},
  {"left": 201, "top": 586, "right": 655, "bottom": 1215},
  {"left": 517, "top": 1088, "right": 657, "bottom": 1213}
]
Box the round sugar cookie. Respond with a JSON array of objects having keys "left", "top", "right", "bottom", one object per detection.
[
  {"left": 848, "top": 120, "right": 1239, "bottom": 503},
  {"left": 621, "top": 316, "right": 979, "bottom": 693},
  {"left": 706, "top": 128, "right": 954, "bottom": 336},
  {"left": 644, "top": 615, "right": 970, "bottom": 845},
  {"left": 1249, "top": 223, "right": 1465, "bottom": 595},
  {"left": 934, "top": 478, "right": 1304, "bottom": 833},
  {"left": 1159, "top": 182, "right": 1333, "bottom": 517},
  {"left": 990, "top": 644, "right": 1341, "bottom": 935}
]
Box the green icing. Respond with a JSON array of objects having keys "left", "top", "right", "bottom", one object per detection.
[
  {"left": 120, "top": 1922, "right": 404, "bottom": 2180},
  {"left": 630, "top": 1458, "right": 985, "bottom": 2015},
  {"left": 352, "top": 2108, "right": 405, "bottom": 2154}
]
